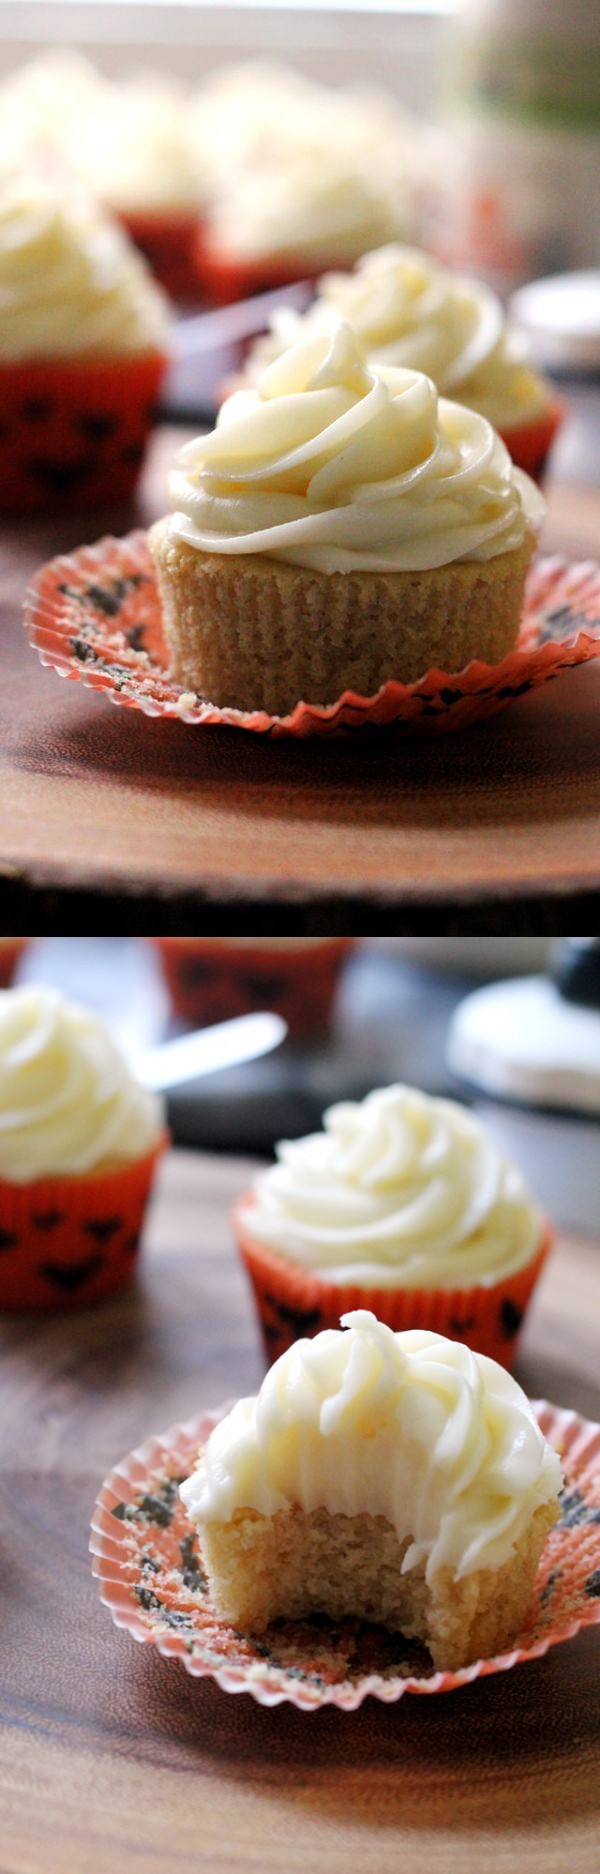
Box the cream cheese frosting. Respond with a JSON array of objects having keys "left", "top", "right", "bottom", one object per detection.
[
  {"left": 248, "top": 244, "right": 550, "bottom": 431},
  {"left": 0, "top": 987, "right": 164, "bottom": 1182},
  {"left": 204, "top": 158, "right": 403, "bottom": 267},
  {"left": 167, "top": 320, "right": 544, "bottom": 574},
  {"left": 180, "top": 1310, "right": 562, "bottom": 1579},
  {"left": 0, "top": 180, "right": 168, "bottom": 360},
  {"left": 64, "top": 76, "right": 204, "bottom": 213},
  {"left": 239, "top": 1083, "right": 542, "bottom": 1289}
]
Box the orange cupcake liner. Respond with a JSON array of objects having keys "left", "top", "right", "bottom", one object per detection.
[
  {"left": 234, "top": 1199, "right": 554, "bottom": 1370},
  {"left": 0, "top": 1135, "right": 167, "bottom": 1311},
  {"left": 193, "top": 233, "right": 323, "bottom": 306},
  {"left": 90, "top": 1395, "right": 600, "bottom": 1709},
  {"left": 0, "top": 353, "right": 166, "bottom": 517},
  {"left": 24, "top": 534, "right": 600, "bottom": 737},
  {"left": 117, "top": 209, "right": 205, "bottom": 303},
  {"left": 0, "top": 939, "right": 29, "bottom": 988},
  {"left": 498, "top": 396, "right": 564, "bottom": 485},
  {"left": 153, "top": 937, "right": 354, "bottom": 1036}
]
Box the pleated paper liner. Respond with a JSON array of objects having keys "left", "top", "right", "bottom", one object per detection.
[
  {"left": 90, "top": 1398, "right": 600, "bottom": 1711},
  {"left": 152, "top": 936, "right": 354, "bottom": 1036},
  {"left": 0, "top": 1136, "right": 167, "bottom": 1311},
  {"left": 25, "top": 535, "right": 600, "bottom": 739},
  {"left": 0, "top": 939, "right": 29, "bottom": 988},
  {"left": 234, "top": 1202, "right": 553, "bottom": 1370}
]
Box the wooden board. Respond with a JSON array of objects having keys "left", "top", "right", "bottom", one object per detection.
[
  {"left": 1, "top": 430, "right": 600, "bottom": 917},
  {"left": 1, "top": 1145, "right": 599, "bottom": 1874}
]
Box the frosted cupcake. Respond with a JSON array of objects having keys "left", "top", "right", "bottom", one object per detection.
[
  {"left": 152, "top": 936, "right": 353, "bottom": 1038},
  {"left": 64, "top": 75, "right": 207, "bottom": 301},
  {"left": 234, "top": 1082, "right": 552, "bottom": 1366},
  {"left": 0, "top": 179, "right": 168, "bottom": 515},
  {"left": 192, "top": 67, "right": 413, "bottom": 303},
  {"left": 0, "top": 986, "right": 166, "bottom": 1309},
  {"left": 180, "top": 1310, "right": 562, "bottom": 1668},
  {"left": 242, "top": 244, "right": 562, "bottom": 481},
  {"left": 150, "top": 320, "right": 544, "bottom": 716}
]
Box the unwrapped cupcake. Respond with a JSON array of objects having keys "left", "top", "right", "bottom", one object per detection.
[
  {"left": 0, "top": 986, "right": 166, "bottom": 1309},
  {"left": 180, "top": 1309, "right": 562, "bottom": 1668},
  {"left": 241, "top": 243, "right": 562, "bottom": 481},
  {"left": 150, "top": 319, "right": 545, "bottom": 716},
  {"left": 0, "top": 178, "right": 168, "bottom": 515},
  {"left": 234, "top": 1082, "right": 552, "bottom": 1366}
]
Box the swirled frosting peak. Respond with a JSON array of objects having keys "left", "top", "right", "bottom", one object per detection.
[
  {"left": 181, "top": 1311, "right": 562, "bottom": 1578},
  {"left": 240, "top": 1083, "right": 542, "bottom": 1288},
  {"left": 0, "top": 179, "right": 168, "bottom": 360},
  {"left": 168, "top": 320, "right": 544, "bottom": 573},
  {"left": 249, "top": 244, "right": 549, "bottom": 432},
  {"left": 0, "top": 987, "right": 164, "bottom": 1182}
]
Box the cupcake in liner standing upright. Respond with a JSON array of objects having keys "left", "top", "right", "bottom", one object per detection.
[
  {"left": 234, "top": 1082, "right": 552, "bottom": 1368},
  {"left": 0, "top": 985, "right": 167, "bottom": 1309},
  {"left": 239, "top": 243, "right": 563, "bottom": 482},
  {"left": 0, "top": 179, "right": 169, "bottom": 515},
  {"left": 150, "top": 320, "right": 545, "bottom": 717},
  {"left": 152, "top": 936, "right": 354, "bottom": 1038}
]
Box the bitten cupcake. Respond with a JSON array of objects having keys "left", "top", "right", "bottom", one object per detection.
[
  {"left": 234, "top": 1082, "right": 552, "bottom": 1367},
  {"left": 0, "top": 986, "right": 166, "bottom": 1309},
  {"left": 0, "top": 179, "right": 168, "bottom": 515},
  {"left": 180, "top": 1310, "right": 562, "bottom": 1668},
  {"left": 241, "top": 244, "right": 563, "bottom": 481},
  {"left": 152, "top": 936, "right": 353, "bottom": 1039},
  {"left": 150, "top": 321, "right": 544, "bottom": 716}
]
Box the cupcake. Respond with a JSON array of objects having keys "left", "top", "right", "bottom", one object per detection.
[
  {"left": 234, "top": 1082, "right": 552, "bottom": 1367},
  {"left": 152, "top": 936, "right": 354, "bottom": 1039},
  {"left": 241, "top": 244, "right": 562, "bottom": 481},
  {"left": 0, "top": 985, "right": 166, "bottom": 1309},
  {"left": 192, "top": 67, "right": 414, "bottom": 305},
  {"left": 64, "top": 75, "right": 207, "bottom": 302},
  {"left": 180, "top": 1309, "right": 562, "bottom": 1668},
  {"left": 0, "top": 179, "right": 168, "bottom": 516},
  {"left": 0, "top": 939, "right": 29, "bottom": 987},
  {"left": 149, "top": 320, "right": 545, "bottom": 716}
]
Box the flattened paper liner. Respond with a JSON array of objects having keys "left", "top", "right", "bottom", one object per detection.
[
  {"left": 91, "top": 1399, "right": 600, "bottom": 1710},
  {"left": 25, "top": 537, "right": 600, "bottom": 738}
]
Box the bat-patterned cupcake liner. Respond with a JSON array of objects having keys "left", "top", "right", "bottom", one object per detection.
[
  {"left": 91, "top": 1397, "right": 600, "bottom": 1710},
  {"left": 25, "top": 534, "right": 600, "bottom": 739}
]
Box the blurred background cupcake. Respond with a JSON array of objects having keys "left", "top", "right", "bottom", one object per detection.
[
  {"left": 234, "top": 1081, "right": 552, "bottom": 1368},
  {"left": 0, "top": 178, "right": 168, "bottom": 515},
  {"left": 152, "top": 937, "right": 355, "bottom": 1040},
  {"left": 0, "top": 984, "right": 167, "bottom": 1310}
]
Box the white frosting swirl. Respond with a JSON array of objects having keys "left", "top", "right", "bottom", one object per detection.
[
  {"left": 204, "top": 159, "right": 403, "bottom": 267},
  {"left": 168, "top": 321, "right": 544, "bottom": 574},
  {"left": 0, "top": 180, "right": 168, "bottom": 360},
  {"left": 64, "top": 77, "right": 204, "bottom": 213},
  {"left": 0, "top": 987, "right": 164, "bottom": 1182},
  {"left": 248, "top": 245, "right": 549, "bottom": 430},
  {"left": 181, "top": 1311, "right": 561, "bottom": 1579},
  {"left": 240, "top": 1083, "right": 542, "bottom": 1288}
]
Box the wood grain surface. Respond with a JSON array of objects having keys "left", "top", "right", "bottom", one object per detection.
[
  {"left": 1, "top": 1146, "right": 599, "bottom": 1874},
  {"left": 0, "top": 427, "right": 599, "bottom": 920}
]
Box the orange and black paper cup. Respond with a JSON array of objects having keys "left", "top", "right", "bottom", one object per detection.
[
  {"left": 0, "top": 1136, "right": 167, "bottom": 1310},
  {"left": 234, "top": 1196, "right": 553, "bottom": 1371},
  {"left": 153, "top": 938, "right": 354, "bottom": 1040}
]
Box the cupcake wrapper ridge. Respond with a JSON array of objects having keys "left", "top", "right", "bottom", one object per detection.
[
  {"left": 498, "top": 397, "right": 564, "bottom": 485},
  {"left": 234, "top": 1200, "right": 553, "bottom": 1370},
  {"left": 0, "top": 1135, "right": 167, "bottom": 1311}
]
